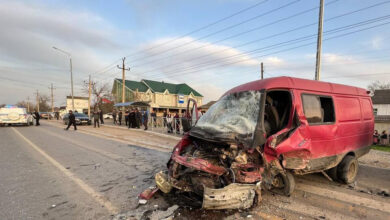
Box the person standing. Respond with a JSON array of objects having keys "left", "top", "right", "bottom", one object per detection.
[
  {"left": 118, "top": 111, "right": 123, "bottom": 125},
  {"left": 128, "top": 108, "right": 135, "bottom": 128},
  {"left": 174, "top": 112, "right": 180, "bottom": 134},
  {"left": 143, "top": 110, "right": 148, "bottom": 130},
  {"left": 65, "top": 110, "right": 77, "bottom": 130},
  {"left": 151, "top": 110, "right": 157, "bottom": 127},
  {"left": 125, "top": 109, "right": 129, "bottom": 126},
  {"left": 112, "top": 109, "right": 117, "bottom": 125},
  {"left": 93, "top": 110, "right": 100, "bottom": 128},
  {"left": 99, "top": 109, "right": 104, "bottom": 124},
  {"left": 33, "top": 110, "right": 40, "bottom": 126},
  {"left": 373, "top": 130, "right": 379, "bottom": 145},
  {"left": 381, "top": 130, "right": 388, "bottom": 145},
  {"left": 163, "top": 110, "right": 167, "bottom": 127},
  {"left": 135, "top": 108, "right": 141, "bottom": 129},
  {"left": 166, "top": 113, "right": 173, "bottom": 133}
]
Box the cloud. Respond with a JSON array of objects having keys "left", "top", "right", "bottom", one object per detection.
[
  {"left": 0, "top": 1, "right": 129, "bottom": 105},
  {"left": 369, "top": 36, "right": 384, "bottom": 50},
  {"left": 135, "top": 37, "right": 259, "bottom": 73}
]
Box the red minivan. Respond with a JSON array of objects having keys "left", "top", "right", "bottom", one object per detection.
[{"left": 154, "top": 77, "right": 374, "bottom": 209}]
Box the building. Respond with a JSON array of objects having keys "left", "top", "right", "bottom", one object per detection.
[
  {"left": 112, "top": 79, "right": 203, "bottom": 114},
  {"left": 66, "top": 96, "right": 89, "bottom": 113},
  {"left": 372, "top": 89, "right": 390, "bottom": 132},
  {"left": 199, "top": 101, "right": 216, "bottom": 113}
]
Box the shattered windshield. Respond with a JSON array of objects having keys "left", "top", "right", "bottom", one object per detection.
[{"left": 191, "top": 90, "right": 262, "bottom": 146}]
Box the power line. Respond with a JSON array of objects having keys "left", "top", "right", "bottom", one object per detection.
[
  {"left": 131, "top": 0, "right": 339, "bottom": 69},
  {"left": 153, "top": 19, "right": 390, "bottom": 80},
  {"left": 126, "top": 0, "right": 302, "bottom": 65},
  {"left": 134, "top": 0, "right": 386, "bottom": 74},
  {"left": 91, "top": 0, "right": 269, "bottom": 77},
  {"left": 148, "top": 15, "right": 390, "bottom": 78}
]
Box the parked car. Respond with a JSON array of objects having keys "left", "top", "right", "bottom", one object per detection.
[
  {"left": 63, "top": 113, "right": 91, "bottom": 125},
  {"left": 103, "top": 113, "right": 113, "bottom": 119},
  {"left": 39, "top": 112, "right": 52, "bottom": 119},
  {"left": 0, "top": 106, "right": 34, "bottom": 126},
  {"left": 152, "top": 76, "right": 374, "bottom": 209}
]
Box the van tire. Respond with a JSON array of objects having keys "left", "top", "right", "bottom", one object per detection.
[
  {"left": 338, "top": 155, "right": 358, "bottom": 184},
  {"left": 326, "top": 166, "right": 338, "bottom": 181},
  {"left": 273, "top": 171, "right": 295, "bottom": 196}
]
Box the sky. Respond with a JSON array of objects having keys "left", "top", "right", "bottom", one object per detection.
[{"left": 1, "top": 0, "right": 390, "bottom": 106}]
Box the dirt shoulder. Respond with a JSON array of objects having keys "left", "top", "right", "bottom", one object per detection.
[{"left": 359, "top": 149, "right": 390, "bottom": 169}]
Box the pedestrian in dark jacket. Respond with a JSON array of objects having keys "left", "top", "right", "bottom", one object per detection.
[
  {"left": 93, "top": 110, "right": 100, "bottom": 128},
  {"left": 128, "top": 108, "right": 135, "bottom": 128},
  {"left": 65, "top": 110, "right": 77, "bottom": 130},
  {"left": 33, "top": 110, "right": 40, "bottom": 126},
  {"left": 163, "top": 111, "right": 167, "bottom": 127},
  {"left": 151, "top": 110, "right": 157, "bottom": 127},
  {"left": 125, "top": 109, "right": 129, "bottom": 126},
  {"left": 135, "top": 108, "right": 141, "bottom": 128},
  {"left": 143, "top": 111, "right": 148, "bottom": 130},
  {"left": 99, "top": 109, "right": 104, "bottom": 124},
  {"left": 112, "top": 110, "right": 117, "bottom": 125},
  {"left": 118, "top": 111, "right": 122, "bottom": 125}
]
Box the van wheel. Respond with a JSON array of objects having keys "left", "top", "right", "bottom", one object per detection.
[
  {"left": 326, "top": 166, "right": 338, "bottom": 181},
  {"left": 338, "top": 155, "right": 358, "bottom": 184},
  {"left": 272, "top": 171, "right": 295, "bottom": 196}
]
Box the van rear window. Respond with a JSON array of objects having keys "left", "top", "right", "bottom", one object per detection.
[{"left": 302, "top": 94, "right": 335, "bottom": 125}]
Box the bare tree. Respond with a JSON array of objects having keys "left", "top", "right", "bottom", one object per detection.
[
  {"left": 16, "top": 95, "right": 50, "bottom": 112},
  {"left": 82, "top": 80, "right": 111, "bottom": 110},
  {"left": 368, "top": 80, "right": 390, "bottom": 95}
]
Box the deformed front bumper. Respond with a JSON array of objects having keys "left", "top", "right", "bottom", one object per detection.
[{"left": 155, "top": 171, "right": 261, "bottom": 210}]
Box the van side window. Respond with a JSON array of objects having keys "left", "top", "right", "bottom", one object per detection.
[{"left": 302, "top": 94, "right": 335, "bottom": 124}]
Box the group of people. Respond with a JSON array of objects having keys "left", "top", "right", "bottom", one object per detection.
[
  {"left": 373, "top": 130, "right": 389, "bottom": 146},
  {"left": 109, "top": 108, "right": 149, "bottom": 130}
]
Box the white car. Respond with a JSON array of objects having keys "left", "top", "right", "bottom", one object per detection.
[
  {"left": 0, "top": 106, "right": 34, "bottom": 126},
  {"left": 103, "top": 113, "right": 113, "bottom": 119}
]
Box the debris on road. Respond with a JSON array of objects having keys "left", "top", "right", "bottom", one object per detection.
[
  {"left": 149, "top": 205, "right": 178, "bottom": 220},
  {"left": 138, "top": 199, "right": 147, "bottom": 205}
]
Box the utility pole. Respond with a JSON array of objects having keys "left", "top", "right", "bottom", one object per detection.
[
  {"left": 53, "top": 46, "right": 74, "bottom": 110},
  {"left": 117, "top": 57, "right": 130, "bottom": 111},
  {"left": 34, "top": 90, "right": 40, "bottom": 112},
  {"left": 315, "top": 0, "right": 324, "bottom": 81},
  {"left": 88, "top": 75, "right": 91, "bottom": 118},
  {"left": 27, "top": 96, "right": 30, "bottom": 112},
  {"left": 261, "top": 62, "right": 264, "bottom": 80},
  {"left": 49, "top": 83, "right": 55, "bottom": 114}
]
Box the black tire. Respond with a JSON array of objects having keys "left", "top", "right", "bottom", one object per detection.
[
  {"left": 326, "top": 166, "right": 338, "bottom": 181},
  {"left": 337, "top": 155, "right": 358, "bottom": 184},
  {"left": 273, "top": 171, "right": 295, "bottom": 196}
]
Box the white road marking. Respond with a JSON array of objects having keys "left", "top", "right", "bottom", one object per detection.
[
  {"left": 11, "top": 127, "right": 120, "bottom": 214},
  {"left": 296, "top": 182, "right": 390, "bottom": 214}
]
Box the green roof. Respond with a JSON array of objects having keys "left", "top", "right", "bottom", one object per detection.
[
  {"left": 142, "top": 79, "right": 203, "bottom": 97},
  {"left": 116, "top": 79, "right": 149, "bottom": 92}
]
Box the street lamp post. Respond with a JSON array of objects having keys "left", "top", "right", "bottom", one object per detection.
[{"left": 53, "top": 46, "right": 74, "bottom": 111}]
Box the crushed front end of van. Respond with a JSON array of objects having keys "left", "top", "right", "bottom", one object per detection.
[{"left": 150, "top": 91, "right": 277, "bottom": 209}]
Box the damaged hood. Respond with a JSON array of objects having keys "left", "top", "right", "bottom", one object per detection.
[{"left": 190, "top": 90, "right": 264, "bottom": 147}]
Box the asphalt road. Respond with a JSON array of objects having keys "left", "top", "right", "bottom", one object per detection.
[
  {"left": 1, "top": 121, "right": 390, "bottom": 220},
  {"left": 0, "top": 123, "right": 169, "bottom": 220}
]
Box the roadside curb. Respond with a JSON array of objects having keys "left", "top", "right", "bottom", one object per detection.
[{"left": 101, "top": 124, "right": 182, "bottom": 141}]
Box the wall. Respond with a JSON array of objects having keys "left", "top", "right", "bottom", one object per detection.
[
  {"left": 375, "top": 122, "right": 390, "bottom": 133},
  {"left": 66, "top": 98, "right": 88, "bottom": 112},
  {"left": 373, "top": 104, "right": 390, "bottom": 115}
]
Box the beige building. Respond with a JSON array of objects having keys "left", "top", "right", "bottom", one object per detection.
[
  {"left": 66, "top": 96, "right": 89, "bottom": 113},
  {"left": 112, "top": 79, "right": 203, "bottom": 115},
  {"left": 372, "top": 89, "right": 390, "bottom": 132}
]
